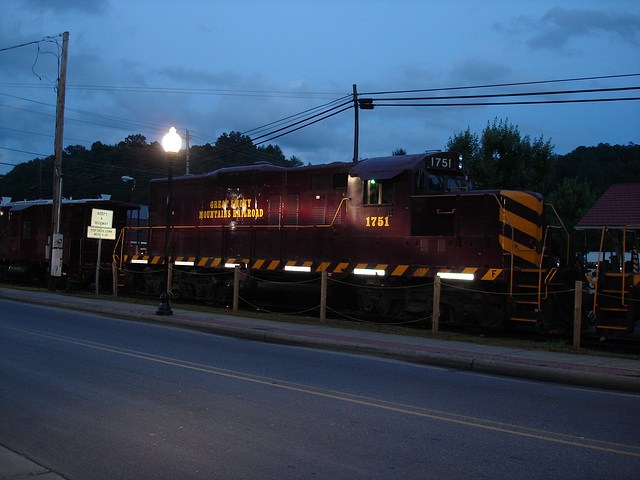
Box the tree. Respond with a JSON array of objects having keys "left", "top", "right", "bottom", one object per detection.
[
  {"left": 447, "top": 118, "right": 555, "bottom": 193},
  {"left": 446, "top": 127, "right": 479, "bottom": 162},
  {"left": 288, "top": 155, "right": 303, "bottom": 167},
  {"left": 552, "top": 143, "right": 640, "bottom": 198},
  {"left": 190, "top": 131, "right": 304, "bottom": 173},
  {"left": 392, "top": 148, "right": 407, "bottom": 156},
  {"left": 546, "top": 177, "right": 595, "bottom": 230},
  {"left": 118, "top": 134, "right": 148, "bottom": 149}
]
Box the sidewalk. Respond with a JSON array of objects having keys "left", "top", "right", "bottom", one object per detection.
[
  {"left": 1, "top": 286, "right": 639, "bottom": 393},
  {"left": 0, "top": 445, "right": 65, "bottom": 480}
]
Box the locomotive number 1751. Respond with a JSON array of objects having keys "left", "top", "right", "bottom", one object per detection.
[{"left": 366, "top": 216, "right": 390, "bottom": 227}]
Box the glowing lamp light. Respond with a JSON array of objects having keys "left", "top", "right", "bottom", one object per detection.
[{"left": 162, "top": 127, "right": 182, "bottom": 153}]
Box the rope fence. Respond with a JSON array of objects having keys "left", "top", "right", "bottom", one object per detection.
[{"left": 107, "top": 263, "right": 639, "bottom": 350}]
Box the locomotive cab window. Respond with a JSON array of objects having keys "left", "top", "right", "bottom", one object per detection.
[
  {"left": 365, "top": 179, "right": 393, "bottom": 205},
  {"left": 428, "top": 174, "right": 444, "bottom": 192}
]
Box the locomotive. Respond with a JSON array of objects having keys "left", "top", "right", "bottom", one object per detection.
[
  {"left": 0, "top": 196, "right": 137, "bottom": 286},
  {"left": 115, "top": 151, "right": 591, "bottom": 332}
]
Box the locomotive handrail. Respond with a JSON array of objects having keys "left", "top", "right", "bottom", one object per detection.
[
  {"left": 543, "top": 267, "right": 558, "bottom": 286},
  {"left": 538, "top": 224, "right": 564, "bottom": 306},
  {"left": 436, "top": 208, "right": 456, "bottom": 214},
  {"left": 621, "top": 224, "right": 640, "bottom": 305},
  {"left": 113, "top": 228, "right": 127, "bottom": 269},
  {"left": 592, "top": 226, "right": 607, "bottom": 314},
  {"left": 591, "top": 225, "right": 638, "bottom": 312},
  {"left": 489, "top": 193, "right": 516, "bottom": 297},
  {"left": 544, "top": 203, "right": 571, "bottom": 268}
]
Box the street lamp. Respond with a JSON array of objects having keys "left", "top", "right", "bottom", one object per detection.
[{"left": 156, "top": 126, "right": 182, "bottom": 316}]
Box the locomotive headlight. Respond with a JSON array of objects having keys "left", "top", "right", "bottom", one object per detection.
[
  {"left": 354, "top": 268, "right": 385, "bottom": 276},
  {"left": 458, "top": 154, "right": 463, "bottom": 170}
]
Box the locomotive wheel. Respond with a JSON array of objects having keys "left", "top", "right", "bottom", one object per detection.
[{"left": 357, "top": 288, "right": 383, "bottom": 315}]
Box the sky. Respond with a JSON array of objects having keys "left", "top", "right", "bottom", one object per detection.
[{"left": 0, "top": 0, "right": 638, "bottom": 178}]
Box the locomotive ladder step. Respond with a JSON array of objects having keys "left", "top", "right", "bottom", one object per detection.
[
  {"left": 515, "top": 300, "right": 538, "bottom": 305},
  {"left": 596, "top": 325, "right": 628, "bottom": 331},
  {"left": 599, "top": 307, "right": 629, "bottom": 312},
  {"left": 509, "top": 316, "right": 537, "bottom": 323}
]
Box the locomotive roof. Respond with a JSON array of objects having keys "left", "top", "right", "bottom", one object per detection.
[
  {"left": 350, "top": 152, "right": 459, "bottom": 181},
  {"left": 0, "top": 197, "right": 139, "bottom": 210},
  {"left": 152, "top": 152, "right": 460, "bottom": 184},
  {"left": 576, "top": 183, "right": 640, "bottom": 229},
  {"left": 350, "top": 154, "right": 428, "bottom": 180}
]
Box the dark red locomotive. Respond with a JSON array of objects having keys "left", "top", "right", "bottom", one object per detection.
[{"left": 117, "top": 152, "right": 584, "bottom": 331}]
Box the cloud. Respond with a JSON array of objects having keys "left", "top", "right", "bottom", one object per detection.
[
  {"left": 23, "top": 0, "right": 108, "bottom": 14},
  {"left": 448, "top": 58, "right": 514, "bottom": 85},
  {"left": 509, "top": 7, "right": 640, "bottom": 49}
]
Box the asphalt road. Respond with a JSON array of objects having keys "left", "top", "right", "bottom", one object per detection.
[{"left": 1, "top": 299, "right": 639, "bottom": 479}]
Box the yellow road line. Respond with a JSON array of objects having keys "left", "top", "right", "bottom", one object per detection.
[{"left": 4, "top": 325, "right": 640, "bottom": 458}]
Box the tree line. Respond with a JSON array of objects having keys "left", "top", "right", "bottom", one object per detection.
[{"left": 0, "top": 132, "right": 301, "bottom": 205}]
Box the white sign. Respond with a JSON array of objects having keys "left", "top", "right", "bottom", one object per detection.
[
  {"left": 87, "top": 226, "right": 116, "bottom": 240},
  {"left": 91, "top": 208, "right": 113, "bottom": 228}
]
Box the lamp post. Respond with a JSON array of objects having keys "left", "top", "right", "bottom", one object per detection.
[
  {"left": 121, "top": 175, "right": 137, "bottom": 252},
  {"left": 156, "top": 127, "right": 182, "bottom": 316},
  {"left": 121, "top": 175, "right": 136, "bottom": 203}
]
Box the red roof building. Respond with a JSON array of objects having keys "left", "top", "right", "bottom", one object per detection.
[{"left": 577, "top": 184, "right": 640, "bottom": 229}]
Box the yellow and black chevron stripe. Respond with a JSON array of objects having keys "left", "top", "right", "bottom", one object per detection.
[
  {"left": 498, "top": 191, "right": 543, "bottom": 267},
  {"left": 124, "top": 254, "right": 505, "bottom": 282}
]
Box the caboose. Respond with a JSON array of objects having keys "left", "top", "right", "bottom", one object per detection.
[
  {"left": 0, "top": 197, "right": 137, "bottom": 287},
  {"left": 117, "top": 152, "right": 578, "bottom": 330}
]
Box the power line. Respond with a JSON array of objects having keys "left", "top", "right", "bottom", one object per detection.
[
  {"left": 183, "top": 98, "right": 353, "bottom": 170},
  {"left": 374, "top": 97, "right": 640, "bottom": 107},
  {"left": 0, "top": 146, "right": 49, "bottom": 157},
  {"left": 0, "top": 82, "right": 344, "bottom": 100},
  {"left": 0, "top": 34, "right": 63, "bottom": 52},
  {"left": 368, "top": 86, "right": 640, "bottom": 103},
  {"left": 361, "top": 73, "right": 640, "bottom": 96}
]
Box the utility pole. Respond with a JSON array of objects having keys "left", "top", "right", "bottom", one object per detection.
[
  {"left": 185, "top": 129, "right": 191, "bottom": 174},
  {"left": 352, "top": 84, "right": 359, "bottom": 164},
  {"left": 49, "top": 31, "right": 69, "bottom": 284}
]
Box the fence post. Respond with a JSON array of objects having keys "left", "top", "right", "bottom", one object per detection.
[
  {"left": 432, "top": 276, "right": 441, "bottom": 334},
  {"left": 233, "top": 265, "right": 240, "bottom": 311},
  {"left": 573, "top": 280, "right": 582, "bottom": 350},
  {"left": 112, "top": 262, "right": 118, "bottom": 298},
  {"left": 320, "top": 270, "right": 327, "bottom": 323}
]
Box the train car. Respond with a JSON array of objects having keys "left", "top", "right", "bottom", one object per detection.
[
  {"left": 0, "top": 196, "right": 138, "bottom": 287},
  {"left": 116, "top": 152, "right": 580, "bottom": 331}
]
